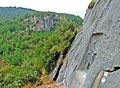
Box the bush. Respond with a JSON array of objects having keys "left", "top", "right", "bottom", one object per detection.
[{"left": 88, "top": 0, "right": 96, "bottom": 9}]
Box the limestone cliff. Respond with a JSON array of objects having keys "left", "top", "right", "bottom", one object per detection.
[{"left": 56, "top": 0, "right": 120, "bottom": 88}]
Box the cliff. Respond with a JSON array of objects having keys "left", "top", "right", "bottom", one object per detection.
[
  {"left": 24, "top": 15, "right": 59, "bottom": 30},
  {"left": 55, "top": 0, "right": 120, "bottom": 88}
]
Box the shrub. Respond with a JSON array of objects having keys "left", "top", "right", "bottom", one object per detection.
[{"left": 88, "top": 0, "right": 96, "bottom": 9}]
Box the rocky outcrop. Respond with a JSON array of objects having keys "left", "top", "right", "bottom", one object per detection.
[
  {"left": 56, "top": 0, "right": 120, "bottom": 88},
  {"left": 24, "top": 15, "right": 59, "bottom": 30}
]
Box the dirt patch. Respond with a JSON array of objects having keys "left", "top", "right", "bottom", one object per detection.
[{"left": 37, "top": 83, "right": 64, "bottom": 88}]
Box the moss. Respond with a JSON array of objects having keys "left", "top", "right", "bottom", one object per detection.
[{"left": 88, "top": 0, "right": 96, "bottom": 9}]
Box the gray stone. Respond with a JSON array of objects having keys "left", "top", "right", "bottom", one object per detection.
[
  {"left": 56, "top": 0, "right": 120, "bottom": 88},
  {"left": 99, "top": 70, "right": 120, "bottom": 88}
]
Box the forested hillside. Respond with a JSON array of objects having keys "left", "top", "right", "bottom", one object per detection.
[
  {"left": 0, "top": 7, "right": 83, "bottom": 88},
  {"left": 0, "top": 7, "right": 33, "bottom": 22}
]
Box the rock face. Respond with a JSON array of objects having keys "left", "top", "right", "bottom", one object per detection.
[
  {"left": 24, "top": 15, "right": 59, "bottom": 30},
  {"left": 56, "top": 0, "right": 120, "bottom": 88}
]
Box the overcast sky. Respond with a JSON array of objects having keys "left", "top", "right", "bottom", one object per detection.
[{"left": 0, "top": 0, "right": 91, "bottom": 18}]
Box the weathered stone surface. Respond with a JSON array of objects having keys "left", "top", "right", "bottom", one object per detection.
[
  {"left": 70, "top": 71, "right": 87, "bottom": 88},
  {"left": 56, "top": 0, "right": 120, "bottom": 88},
  {"left": 24, "top": 14, "right": 59, "bottom": 30},
  {"left": 99, "top": 70, "right": 120, "bottom": 88}
]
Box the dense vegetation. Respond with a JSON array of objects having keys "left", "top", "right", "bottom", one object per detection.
[
  {"left": 0, "top": 7, "right": 33, "bottom": 22},
  {"left": 0, "top": 7, "right": 83, "bottom": 88}
]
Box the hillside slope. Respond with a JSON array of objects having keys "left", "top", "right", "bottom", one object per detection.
[
  {"left": 0, "top": 7, "right": 83, "bottom": 29},
  {"left": 0, "top": 7, "right": 33, "bottom": 22},
  {"left": 0, "top": 7, "right": 83, "bottom": 88},
  {"left": 56, "top": 0, "right": 120, "bottom": 88}
]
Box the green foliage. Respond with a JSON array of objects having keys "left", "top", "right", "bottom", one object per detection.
[
  {"left": 0, "top": 8, "right": 83, "bottom": 88},
  {"left": 0, "top": 7, "right": 33, "bottom": 22}
]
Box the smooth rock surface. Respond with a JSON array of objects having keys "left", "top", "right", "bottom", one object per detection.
[{"left": 56, "top": 0, "right": 120, "bottom": 88}]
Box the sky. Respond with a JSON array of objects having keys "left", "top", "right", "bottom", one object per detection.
[{"left": 0, "top": 0, "right": 91, "bottom": 18}]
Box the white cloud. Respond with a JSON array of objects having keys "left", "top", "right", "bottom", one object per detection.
[{"left": 0, "top": 0, "right": 91, "bottom": 18}]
